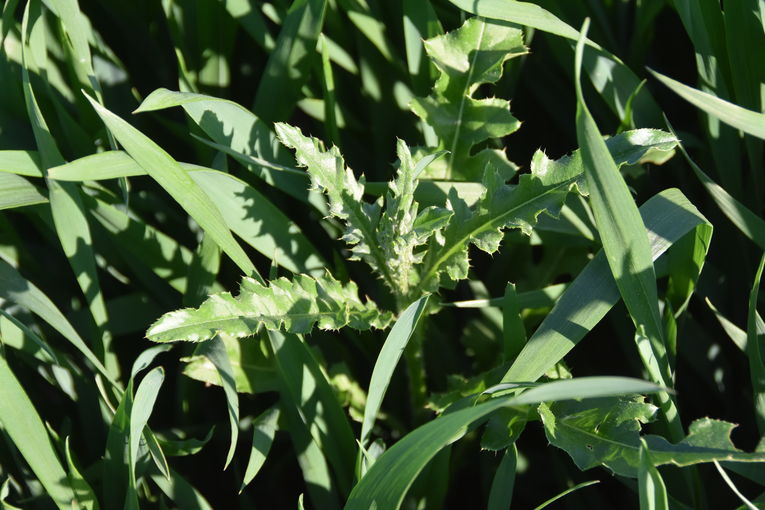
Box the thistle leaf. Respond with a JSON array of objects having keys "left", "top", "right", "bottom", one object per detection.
[
  {"left": 540, "top": 397, "right": 765, "bottom": 477},
  {"left": 414, "top": 129, "right": 679, "bottom": 295},
  {"left": 410, "top": 16, "right": 527, "bottom": 180},
  {"left": 146, "top": 273, "right": 392, "bottom": 343},
  {"left": 274, "top": 123, "right": 393, "bottom": 287}
]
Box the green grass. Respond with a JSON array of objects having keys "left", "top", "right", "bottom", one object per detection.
[{"left": 1, "top": 1, "right": 764, "bottom": 508}]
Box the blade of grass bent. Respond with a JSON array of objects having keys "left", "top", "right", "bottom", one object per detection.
[
  {"left": 345, "top": 377, "right": 662, "bottom": 510},
  {"left": 574, "top": 19, "right": 679, "bottom": 438},
  {"left": 505, "top": 188, "right": 712, "bottom": 384},
  {"left": 0, "top": 351, "right": 76, "bottom": 509},
  {"left": 198, "top": 336, "right": 240, "bottom": 469},
  {"left": 240, "top": 406, "right": 280, "bottom": 492},
  {"left": 747, "top": 254, "right": 765, "bottom": 434},
  {"left": 651, "top": 70, "right": 765, "bottom": 140},
  {"left": 84, "top": 93, "right": 259, "bottom": 280},
  {"left": 22, "top": 0, "right": 113, "bottom": 372},
  {"left": 531, "top": 480, "right": 600, "bottom": 510},
  {"left": 127, "top": 367, "right": 165, "bottom": 508},
  {"left": 0, "top": 173, "right": 46, "bottom": 209},
  {"left": 0, "top": 150, "right": 43, "bottom": 177}
]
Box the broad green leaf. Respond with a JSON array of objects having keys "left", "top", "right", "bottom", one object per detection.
[
  {"left": 410, "top": 16, "right": 526, "bottom": 179},
  {"left": 487, "top": 444, "right": 517, "bottom": 510},
  {"left": 181, "top": 333, "right": 278, "bottom": 394},
  {"left": 505, "top": 188, "right": 712, "bottom": 383},
  {"left": 539, "top": 397, "right": 765, "bottom": 477},
  {"left": 747, "top": 254, "right": 765, "bottom": 434},
  {"left": 0, "top": 150, "right": 43, "bottom": 177},
  {"left": 240, "top": 406, "right": 280, "bottom": 492},
  {"left": 345, "top": 376, "right": 662, "bottom": 510},
  {"left": 197, "top": 336, "right": 240, "bottom": 469},
  {"left": 147, "top": 272, "right": 392, "bottom": 343},
  {"left": 128, "top": 367, "right": 165, "bottom": 505},
  {"left": 83, "top": 93, "right": 259, "bottom": 279},
  {"left": 447, "top": 0, "right": 662, "bottom": 126},
  {"left": 253, "top": 0, "right": 327, "bottom": 122},
  {"left": 269, "top": 331, "right": 356, "bottom": 497},
  {"left": 135, "top": 88, "right": 315, "bottom": 205},
  {"left": 639, "top": 439, "right": 668, "bottom": 510},
  {"left": 0, "top": 173, "right": 46, "bottom": 209},
  {"left": 360, "top": 296, "right": 429, "bottom": 452},
  {"left": 0, "top": 352, "right": 76, "bottom": 509},
  {"left": 651, "top": 69, "right": 765, "bottom": 140},
  {"left": 574, "top": 20, "right": 678, "bottom": 437}
]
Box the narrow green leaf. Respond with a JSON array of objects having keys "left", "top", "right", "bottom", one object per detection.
[
  {"left": 64, "top": 437, "right": 99, "bottom": 510},
  {"left": 345, "top": 376, "right": 662, "bottom": 510},
  {"left": 747, "top": 254, "right": 765, "bottom": 434},
  {"left": 269, "top": 331, "right": 356, "bottom": 497},
  {"left": 502, "top": 283, "right": 526, "bottom": 361},
  {"left": 651, "top": 69, "right": 765, "bottom": 140},
  {"left": 0, "top": 173, "right": 46, "bottom": 209},
  {"left": 135, "top": 88, "right": 314, "bottom": 205},
  {"left": 0, "top": 150, "right": 43, "bottom": 177},
  {"left": 574, "top": 19, "right": 679, "bottom": 437},
  {"left": 487, "top": 444, "right": 517, "bottom": 510},
  {"left": 531, "top": 480, "right": 599, "bottom": 510},
  {"left": 360, "top": 296, "right": 429, "bottom": 450},
  {"left": 222, "top": 0, "right": 275, "bottom": 50},
  {"left": 673, "top": 135, "right": 765, "bottom": 250},
  {"left": 0, "top": 352, "right": 76, "bottom": 509},
  {"left": 240, "top": 406, "right": 280, "bottom": 492},
  {"left": 0, "top": 258, "right": 115, "bottom": 385},
  {"left": 83, "top": 93, "right": 259, "bottom": 279},
  {"left": 639, "top": 439, "right": 668, "bottom": 510},
  {"left": 253, "top": 0, "right": 328, "bottom": 122},
  {"left": 198, "top": 336, "right": 239, "bottom": 469},
  {"left": 128, "top": 367, "right": 164, "bottom": 504},
  {"left": 714, "top": 461, "right": 759, "bottom": 510},
  {"left": 505, "top": 188, "right": 712, "bottom": 384},
  {"left": 150, "top": 469, "right": 214, "bottom": 510}
]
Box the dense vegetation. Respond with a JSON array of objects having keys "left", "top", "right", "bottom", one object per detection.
[{"left": 1, "top": 0, "right": 765, "bottom": 508}]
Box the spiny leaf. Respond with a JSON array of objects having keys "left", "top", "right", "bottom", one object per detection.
[
  {"left": 274, "top": 123, "right": 392, "bottom": 287},
  {"left": 539, "top": 397, "right": 765, "bottom": 478},
  {"left": 414, "top": 128, "right": 678, "bottom": 296},
  {"left": 146, "top": 273, "right": 392, "bottom": 343},
  {"left": 377, "top": 143, "right": 451, "bottom": 295},
  {"left": 410, "top": 16, "right": 527, "bottom": 179}
]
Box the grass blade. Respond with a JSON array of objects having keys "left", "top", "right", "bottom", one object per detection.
[
  {"left": 198, "top": 336, "right": 240, "bottom": 469},
  {"left": 359, "top": 296, "right": 429, "bottom": 466},
  {"left": 269, "top": 330, "right": 356, "bottom": 497},
  {"left": 63, "top": 437, "right": 98, "bottom": 510},
  {"left": 240, "top": 406, "right": 280, "bottom": 493},
  {"left": 127, "top": 367, "right": 165, "bottom": 508},
  {"left": 504, "top": 188, "right": 712, "bottom": 384},
  {"left": 531, "top": 480, "right": 599, "bottom": 510},
  {"left": 253, "top": 0, "right": 328, "bottom": 122},
  {"left": 747, "top": 254, "right": 765, "bottom": 434},
  {"left": 150, "top": 469, "right": 214, "bottom": 510},
  {"left": 574, "top": 19, "right": 679, "bottom": 438},
  {"left": 638, "top": 439, "right": 668, "bottom": 510},
  {"left": 345, "top": 376, "right": 662, "bottom": 510},
  {"left": 0, "top": 351, "right": 76, "bottom": 509},
  {"left": 84, "top": 93, "right": 259, "bottom": 280},
  {"left": 0, "top": 173, "right": 46, "bottom": 209},
  {"left": 0, "top": 150, "right": 43, "bottom": 176},
  {"left": 651, "top": 69, "right": 765, "bottom": 140},
  {"left": 487, "top": 444, "right": 517, "bottom": 510},
  {"left": 502, "top": 283, "right": 526, "bottom": 361}
]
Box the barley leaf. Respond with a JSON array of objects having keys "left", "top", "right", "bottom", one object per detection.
[{"left": 146, "top": 273, "right": 392, "bottom": 343}]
